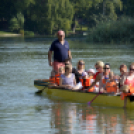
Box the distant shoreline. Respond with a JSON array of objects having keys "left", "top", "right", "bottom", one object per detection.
[
  {"left": 0, "top": 34, "right": 22, "bottom": 37},
  {"left": 0, "top": 33, "right": 86, "bottom": 39}
]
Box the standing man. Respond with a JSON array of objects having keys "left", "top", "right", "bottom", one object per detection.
[{"left": 48, "top": 30, "right": 72, "bottom": 73}]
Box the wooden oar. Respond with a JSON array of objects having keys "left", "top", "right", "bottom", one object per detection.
[{"left": 88, "top": 92, "right": 101, "bottom": 105}]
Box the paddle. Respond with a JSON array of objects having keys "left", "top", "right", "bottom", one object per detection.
[
  {"left": 35, "top": 84, "right": 49, "bottom": 94},
  {"left": 123, "top": 97, "right": 127, "bottom": 108},
  {"left": 88, "top": 92, "right": 101, "bottom": 105},
  {"left": 34, "top": 80, "right": 50, "bottom": 94},
  {"left": 87, "top": 77, "right": 108, "bottom": 105}
]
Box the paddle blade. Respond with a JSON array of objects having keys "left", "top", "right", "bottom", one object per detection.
[
  {"left": 87, "top": 93, "right": 101, "bottom": 106},
  {"left": 88, "top": 101, "right": 91, "bottom": 105}
]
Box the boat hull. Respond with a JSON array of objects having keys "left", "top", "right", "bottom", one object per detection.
[
  {"left": 34, "top": 80, "right": 134, "bottom": 109},
  {"left": 41, "top": 88, "right": 134, "bottom": 109}
]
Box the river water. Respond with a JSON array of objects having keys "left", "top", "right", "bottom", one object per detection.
[{"left": 0, "top": 37, "right": 134, "bottom": 134}]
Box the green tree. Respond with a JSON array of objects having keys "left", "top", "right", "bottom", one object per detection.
[
  {"left": 70, "top": 0, "right": 93, "bottom": 32},
  {"left": 101, "top": 0, "right": 122, "bottom": 20},
  {"left": 84, "top": 0, "right": 123, "bottom": 29},
  {"left": 0, "top": 0, "right": 35, "bottom": 30},
  {"left": 14, "top": 0, "right": 35, "bottom": 13},
  {"left": 51, "top": 0, "right": 74, "bottom": 33},
  {"left": 122, "top": 0, "right": 134, "bottom": 17},
  {"left": 28, "top": 0, "right": 74, "bottom": 34},
  {"left": 10, "top": 13, "right": 24, "bottom": 32}
]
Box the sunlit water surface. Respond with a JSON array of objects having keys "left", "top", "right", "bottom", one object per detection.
[{"left": 0, "top": 37, "right": 134, "bottom": 134}]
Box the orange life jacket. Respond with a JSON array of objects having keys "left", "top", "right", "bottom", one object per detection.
[
  {"left": 120, "top": 84, "right": 134, "bottom": 100},
  {"left": 120, "top": 92, "right": 132, "bottom": 100},
  {"left": 55, "top": 74, "right": 60, "bottom": 85},
  {"left": 106, "top": 81, "right": 117, "bottom": 93},
  {"left": 129, "top": 84, "right": 134, "bottom": 94},
  {"left": 102, "top": 77, "right": 109, "bottom": 84},
  {"left": 49, "top": 74, "right": 60, "bottom": 85},
  {"left": 80, "top": 77, "right": 94, "bottom": 92},
  {"left": 49, "top": 77, "right": 55, "bottom": 83}
]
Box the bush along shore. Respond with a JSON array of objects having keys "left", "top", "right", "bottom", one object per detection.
[{"left": 87, "top": 17, "right": 134, "bottom": 43}]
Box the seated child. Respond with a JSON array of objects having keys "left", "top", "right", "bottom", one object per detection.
[
  {"left": 120, "top": 85, "right": 134, "bottom": 96},
  {"left": 49, "top": 70, "right": 57, "bottom": 86},
  {"left": 59, "top": 66, "right": 65, "bottom": 75},
  {"left": 87, "top": 69, "right": 99, "bottom": 92},
  {"left": 87, "top": 69, "right": 95, "bottom": 77},
  {"left": 80, "top": 72, "right": 94, "bottom": 92},
  {"left": 59, "top": 65, "right": 76, "bottom": 89},
  {"left": 104, "top": 73, "right": 118, "bottom": 94},
  {"left": 50, "top": 67, "right": 65, "bottom": 86}
]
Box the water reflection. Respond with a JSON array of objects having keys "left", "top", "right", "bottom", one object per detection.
[{"left": 36, "top": 102, "right": 134, "bottom": 134}]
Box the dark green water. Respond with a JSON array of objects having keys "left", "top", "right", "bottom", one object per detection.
[{"left": 0, "top": 38, "right": 134, "bottom": 134}]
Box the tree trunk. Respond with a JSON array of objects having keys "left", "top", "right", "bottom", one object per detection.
[
  {"left": 72, "top": 14, "right": 76, "bottom": 33},
  {"left": 103, "top": 0, "right": 106, "bottom": 16}
]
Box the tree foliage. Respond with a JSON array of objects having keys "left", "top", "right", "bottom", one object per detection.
[
  {"left": 0, "top": 0, "right": 134, "bottom": 35},
  {"left": 27, "top": 0, "right": 73, "bottom": 34},
  {"left": 9, "top": 13, "right": 24, "bottom": 32}
]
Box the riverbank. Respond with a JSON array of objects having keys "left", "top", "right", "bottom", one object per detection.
[
  {"left": 0, "top": 31, "right": 86, "bottom": 42},
  {"left": 0, "top": 34, "right": 22, "bottom": 37},
  {"left": 0, "top": 29, "right": 87, "bottom": 38},
  {"left": 0, "top": 31, "right": 22, "bottom": 37}
]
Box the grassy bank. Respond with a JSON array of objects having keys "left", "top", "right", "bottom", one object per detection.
[
  {"left": 0, "top": 31, "right": 15, "bottom": 34},
  {"left": 0, "top": 31, "right": 22, "bottom": 37},
  {"left": 87, "top": 17, "right": 134, "bottom": 43}
]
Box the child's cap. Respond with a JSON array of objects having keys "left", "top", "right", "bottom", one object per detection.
[
  {"left": 87, "top": 69, "right": 95, "bottom": 74},
  {"left": 82, "top": 72, "right": 88, "bottom": 77}
]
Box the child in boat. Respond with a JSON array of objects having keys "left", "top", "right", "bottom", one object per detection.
[
  {"left": 120, "top": 64, "right": 134, "bottom": 87},
  {"left": 48, "top": 67, "right": 65, "bottom": 88},
  {"left": 104, "top": 72, "right": 118, "bottom": 94},
  {"left": 120, "top": 85, "right": 129, "bottom": 93},
  {"left": 55, "top": 67, "right": 65, "bottom": 86},
  {"left": 64, "top": 59, "right": 83, "bottom": 90},
  {"left": 87, "top": 69, "right": 95, "bottom": 77},
  {"left": 35, "top": 69, "right": 57, "bottom": 84},
  {"left": 120, "top": 63, "right": 134, "bottom": 95},
  {"left": 87, "top": 69, "right": 100, "bottom": 92},
  {"left": 59, "top": 66, "right": 65, "bottom": 75},
  {"left": 59, "top": 65, "right": 76, "bottom": 89},
  {"left": 80, "top": 72, "right": 95, "bottom": 92},
  {"left": 119, "top": 64, "right": 128, "bottom": 89},
  {"left": 49, "top": 64, "right": 65, "bottom": 82},
  {"left": 86, "top": 61, "right": 104, "bottom": 93},
  {"left": 120, "top": 85, "right": 133, "bottom": 105},
  {"left": 49, "top": 70, "right": 58, "bottom": 86}
]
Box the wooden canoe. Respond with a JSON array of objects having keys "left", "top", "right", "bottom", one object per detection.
[{"left": 34, "top": 79, "right": 134, "bottom": 109}]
